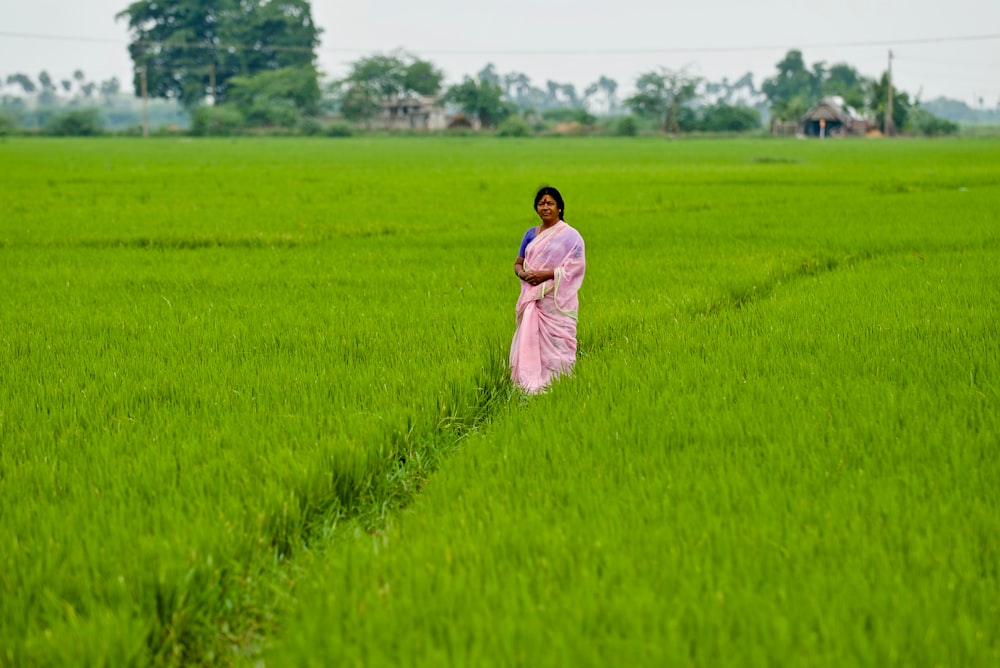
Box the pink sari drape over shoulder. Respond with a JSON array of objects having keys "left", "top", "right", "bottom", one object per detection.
[{"left": 510, "top": 221, "right": 586, "bottom": 393}]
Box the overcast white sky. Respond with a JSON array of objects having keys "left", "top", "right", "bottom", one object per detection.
[{"left": 2, "top": 0, "right": 998, "bottom": 107}]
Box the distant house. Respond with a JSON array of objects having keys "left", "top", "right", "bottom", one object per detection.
[
  {"left": 378, "top": 96, "right": 447, "bottom": 131},
  {"left": 802, "top": 97, "right": 871, "bottom": 137}
]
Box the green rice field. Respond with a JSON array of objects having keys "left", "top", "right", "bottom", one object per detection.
[{"left": 1, "top": 136, "right": 997, "bottom": 666}]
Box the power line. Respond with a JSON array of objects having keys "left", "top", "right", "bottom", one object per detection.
[
  {"left": 894, "top": 55, "right": 997, "bottom": 70},
  {"left": 0, "top": 31, "right": 125, "bottom": 45},
  {"left": 1, "top": 29, "right": 999, "bottom": 57},
  {"left": 0, "top": 30, "right": 316, "bottom": 54},
  {"left": 375, "top": 33, "right": 1000, "bottom": 56}
]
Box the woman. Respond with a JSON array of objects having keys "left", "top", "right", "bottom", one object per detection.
[{"left": 510, "top": 186, "right": 586, "bottom": 393}]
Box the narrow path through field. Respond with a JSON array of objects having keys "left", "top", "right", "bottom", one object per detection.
[{"left": 219, "top": 246, "right": 892, "bottom": 663}]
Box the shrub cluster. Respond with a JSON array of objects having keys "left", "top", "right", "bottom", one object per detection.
[
  {"left": 0, "top": 99, "right": 965, "bottom": 139},
  {"left": 0, "top": 110, "right": 19, "bottom": 136},
  {"left": 42, "top": 109, "right": 104, "bottom": 136},
  {"left": 906, "top": 108, "right": 960, "bottom": 137}
]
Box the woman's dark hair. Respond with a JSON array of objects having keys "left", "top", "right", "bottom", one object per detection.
[{"left": 534, "top": 185, "right": 565, "bottom": 220}]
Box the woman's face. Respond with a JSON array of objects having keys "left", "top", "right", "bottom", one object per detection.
[{"left": 536, "top": 194, "right": 560, "bottom": 225}]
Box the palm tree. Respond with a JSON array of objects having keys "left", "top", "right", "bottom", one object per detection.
[{"left": 598, "top": 76, "right": 618, "bottom": 114}]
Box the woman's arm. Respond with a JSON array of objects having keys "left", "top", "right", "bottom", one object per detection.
[{"left": 520, "top": 267, "right": 555, "bottom": 285}]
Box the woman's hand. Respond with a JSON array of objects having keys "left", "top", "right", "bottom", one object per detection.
[{"left": 522, "top": 268, "right": 554, "bottom": 286}]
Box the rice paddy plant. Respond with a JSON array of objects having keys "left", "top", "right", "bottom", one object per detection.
[
  {"left": 1, "top": 136, "right": 997, "bottom": 665},
  {"left": 258, "top": 139, "right": 999, "bottom": 667}
]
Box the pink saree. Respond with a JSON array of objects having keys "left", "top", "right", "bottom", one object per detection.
[{"left": 510, "top": 221, "right": 586, "bottom": 393}]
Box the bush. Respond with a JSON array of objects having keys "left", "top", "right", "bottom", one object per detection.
[
  {"left": 906, "top": 108, "right": 959, "bottom": 137},
  {"left": 189, "top": 106, "right": 246, "bottom": 136},
  {"left": 244, "top": 99, "right": 301, "bottom": 128},
  {"left": 43, "top": 108, "right": 103, "bottom": 136},
  {"left": 298, "top": 117, "right": 323, "bottom": 136},
  {"left": 615, "top": 116, "right": 639, "bottom": 136},
  {"left": 325, "top": 122, "right": 354, "bottom": 137},
  {"left": 541, "top": 108, "right": 596, "bottom": 126},
  {"left": 698, "top": 102, "right": 761, "bottom": 132},
  {"left": 677, "top": 107, "right": 699, "bottom": 133},
  {"left": 497, "top": 115, "right": 532, "bottom": 137},
  {"left": 227, "top": 66, "right": 321, "bottom": 117},
  {"left": 0, "top": 111, "right": 19, "bottom": 136}
]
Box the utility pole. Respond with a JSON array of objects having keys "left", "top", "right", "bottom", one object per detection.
[
  {"left": 140, "top": 65, "right": 149, "bottom": 138},
  {"left": 209, "top": 62, "right": 216, "bottom": 105},
  {"left": 885, "top": 50, "right": 894, "bottom": 136}
]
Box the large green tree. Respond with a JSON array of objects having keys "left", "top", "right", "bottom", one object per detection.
[
  {"left": 763, "top": 51, "right": 873, "bottom": 120},
  {"left": 824, "top": 63, "right": 870, "bottom": 111},
  {"left": 624, "top": 68, "right": 701, "bottom": 134},
  {"left": 116, "top": 0, "right": 321, "bottom": 108},
  {"left": 442, "top": 75, "right": 514, "bottom": 129},
  {"left": 761, "top": 50, "right": 822, "bottom": 120},
  {"left": 226, "top": 64, "right": 320, "bottom": 126},
  {"left": 870, "top": 71, "right": 911, "bottom": 134}
]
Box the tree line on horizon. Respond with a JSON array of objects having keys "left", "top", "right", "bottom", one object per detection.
[{"left": 1, "top": 0, "right": 990, "bottom": 136}]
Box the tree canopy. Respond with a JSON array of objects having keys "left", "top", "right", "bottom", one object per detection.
[
  {"left": 625, "top": 68, "right": 701, "bottom": 133},
  {"left": 442, "top": 75, "right": 514, "bottom": 129},
  {"left": 5, "top": 74, "right": 36, "bottom": 95},
  {"left": 335, "top": 52, "right": 444, "bottom": 126},
  {"left": 2, "top": 40, "right": 959, "bottom": 136},
  {"left": 870, "top": 72, "right": 912, "bottom": 134},
  {"left": 762, "top": 50, "right": 872, "bottom": 120},
  {"left": 226, "top": 64, "right": 321, "bottom": 126},
  {"left": 116, "top": 0, "right": 321, "bottom": 108}
]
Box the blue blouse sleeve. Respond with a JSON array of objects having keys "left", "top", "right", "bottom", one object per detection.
[{"left": 517, "top": 227, "right": 537, "bottom": 259}]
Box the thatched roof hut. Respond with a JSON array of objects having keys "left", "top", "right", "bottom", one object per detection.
[{"left": 803, "top": 97, "right": 870, "bottom": 137}]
